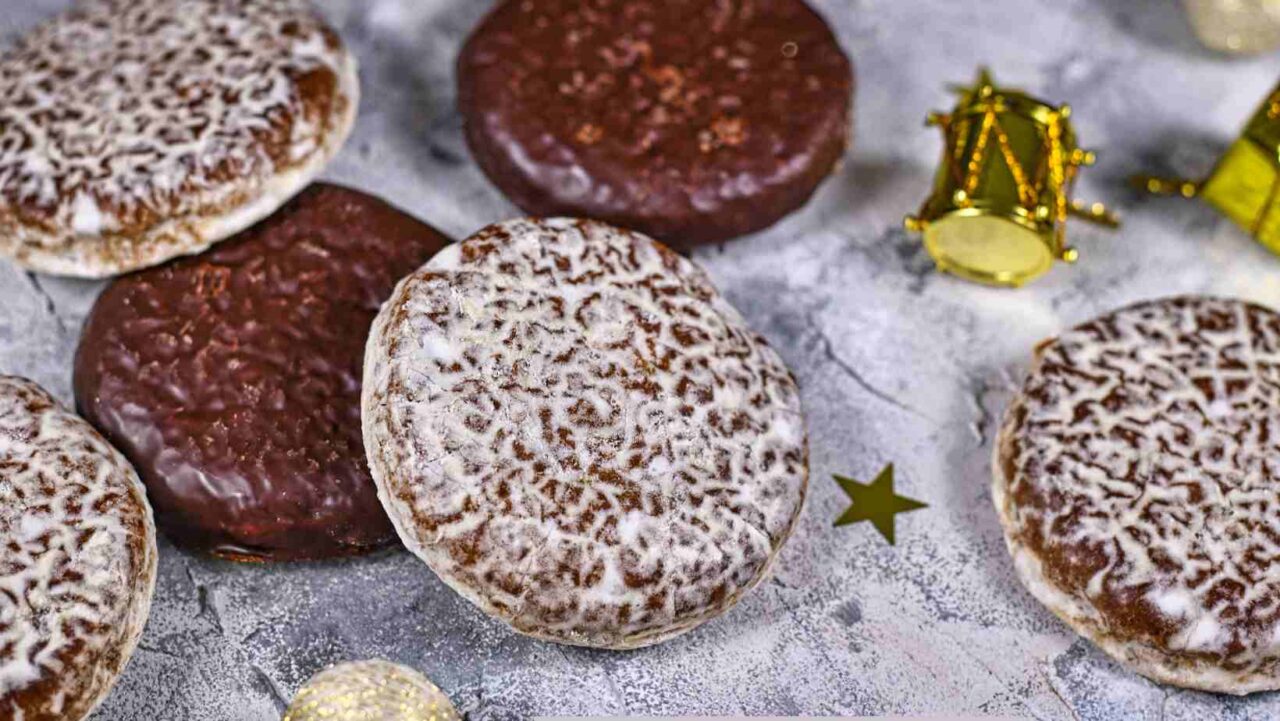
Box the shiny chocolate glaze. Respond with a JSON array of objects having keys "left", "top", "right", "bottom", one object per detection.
[
  {"left": 74, "top": 184, "right": 452, "bottom": 561},
  {"left": 458, "top": 0, "right": 854, "bottom": 248}
]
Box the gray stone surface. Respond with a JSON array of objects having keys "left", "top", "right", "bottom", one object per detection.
[{"left": 1, "top": 1, "right": 1279, "bottom": 719}]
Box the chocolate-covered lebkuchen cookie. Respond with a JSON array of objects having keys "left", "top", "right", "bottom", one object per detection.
[
  {"left": 0, "top": 0, "right": 358, "bottom": 277},
  {"left": 458, "top": 0, "right": 854, "bottom": 248},
  {"left": 75, "top": 184, "right": 452, "bottom": 561},
  {"left": 995, "top": 296, "right": 1280, "bottom": 694},
  {"left": 363, "top": 218, "right": 809, "bottom": 648},
  {"left": 0, "top": 376, "right": 157, "bottom": 721}
]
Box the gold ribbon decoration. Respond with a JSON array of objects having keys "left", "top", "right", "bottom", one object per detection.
[{"left": 1136, "top": 82, "right": 1280, "bottom": 255}]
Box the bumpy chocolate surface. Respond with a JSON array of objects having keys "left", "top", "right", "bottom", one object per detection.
[
  {"left": 363, "top": 219, "right": 809, "bottom": 648},
  {"left": 457, "top": 0, "right": 853, "bottom": 248},
  {"left": 74, "top": 184, "right": 452, "bottom": 561},
  {"left": 995, "top": 296, "right": 1280, "bottom": 693},
  {"left": 0, "top": 375, "right": 157, "bottom": 721}
]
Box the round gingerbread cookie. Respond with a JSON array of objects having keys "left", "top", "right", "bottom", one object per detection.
[
  {"left": 457, "top": 0, "right": 853, "bottom": 249},
  {"left": 0, "top": 375, "right": 157, "bottom": 721},
  {"left": 995, "top": 296, "right": 1280, "bottom": 694},
  {"left": 0, "top": 0, "right": 358, "bottom": 278},
  {"left": 363, "top": 218, "right": 808, "bottom": 648},
  {"left": 75, "top": 184, "right": 452, "bottom": 561}
]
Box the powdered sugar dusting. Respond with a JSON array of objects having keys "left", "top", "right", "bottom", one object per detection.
[{"left": 363, "top": 218, "right": 808, "bottom": 648}]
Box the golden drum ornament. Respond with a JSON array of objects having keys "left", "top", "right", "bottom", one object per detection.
[
  {"left": 1138, "top": 82, "right": 1280, "bottom": 255},
  {"left": 905, "top": 69, "right": 1118, "bottom": 288}
]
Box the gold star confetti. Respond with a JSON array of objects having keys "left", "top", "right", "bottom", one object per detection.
[{"left": 833, "top": 464, "right": 927, "bottom": 544}]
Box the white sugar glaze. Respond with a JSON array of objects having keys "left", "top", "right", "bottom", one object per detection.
[
  {"left": 995, "top": 296, "right": 1280, "bottom": 694},
  {"left": 0, "top": 376, "right": 157, "bottom": 720},
  {"left": 363, "top": 218, "right": 809, "bottom": 649},
  {"left": 0, "top": 0, "right": 358, "bottom": 277}
]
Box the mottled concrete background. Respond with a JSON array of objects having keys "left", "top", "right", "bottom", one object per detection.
[{"left": 1, "top": 1, "right": 1278, "bottom": 719}]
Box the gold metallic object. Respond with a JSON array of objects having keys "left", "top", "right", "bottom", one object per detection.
[
  {"left": 1184, "top": 0, "right": 1280, "bottom": 54},
  {"left": 906, "top": 69, "right": 1118, "bottom": 288},
  {"left": 1136, "top": 82, "right": 1280, "bottom": 254},
  {"left": 284, "top": 660, "right": 461, "bottom": 721},
  {"left": 833, "top": 464, "right": 927, "bottom": 545}
]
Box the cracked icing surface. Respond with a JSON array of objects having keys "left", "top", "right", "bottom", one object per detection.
[
  {"left": 362, "top": 218, "right": 808, "bottom": 648},
  {"left": 0, "top": 0, "right": 358, "bottom": 277},
  {"left": 0, "top": 375, "right": 157, "bottom": 721},
  {"left": 995, "top": 297, "right": 1280, "bottom": 694}
]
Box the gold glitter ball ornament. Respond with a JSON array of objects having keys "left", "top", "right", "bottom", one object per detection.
[
  {"left": 905, "top": 68, "right": 1118, "bottom": 288},
  {"left": 283, "top": 660, "right": 461, "bottom": 721},
  {"left": 1184, "top": 0, "right": 1280, "bottom": 54}
]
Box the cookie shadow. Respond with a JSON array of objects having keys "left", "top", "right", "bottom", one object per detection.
[
  {"left": 837, "top": 154, "right": 930, "bottom": 216},
  {"left": 936, "top": 357, "right": 1054, "bottom": 623}
]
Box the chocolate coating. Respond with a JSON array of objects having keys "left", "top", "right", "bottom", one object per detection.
[
  {"left": 458, "top": 0, "right": 854, "bottom": 248},
  {"left": 74, "top": 184, "right": 452, "bottom": 561}
]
